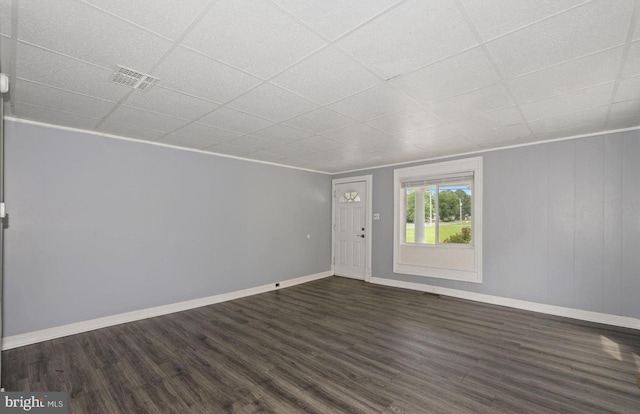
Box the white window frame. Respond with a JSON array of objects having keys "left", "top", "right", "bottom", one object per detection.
[{"left": 393, "top": 157, "right": 483, "bottom": 283}]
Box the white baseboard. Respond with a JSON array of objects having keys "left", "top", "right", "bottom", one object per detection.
[
  {"left": 370, "top": 277, "right": 640, "bottom": 331},
  {"left": 2, "top": 271, "right": 333, "bottom": 350}
]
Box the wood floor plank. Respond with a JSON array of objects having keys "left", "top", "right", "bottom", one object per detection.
[{"left": 3, "top": 276, "right": 640, "bottom": 413}]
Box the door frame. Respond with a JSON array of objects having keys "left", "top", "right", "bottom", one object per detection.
[{"left": 331, "top": 175, "right": 373, "bottom": 282}]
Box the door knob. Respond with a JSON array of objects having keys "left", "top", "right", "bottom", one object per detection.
[{"left": 357, "top": 234, "right": 365, "bottom": 238}]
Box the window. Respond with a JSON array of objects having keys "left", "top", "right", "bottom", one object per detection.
[
  {"left": 394, "top": 157, "right": 482, "bottom": 283},
  {"left": 403, "top": 178, "right": 472, "bottom": 245},
  {"left": 339, "top": 191, "right": 361, "bottom": 203}
]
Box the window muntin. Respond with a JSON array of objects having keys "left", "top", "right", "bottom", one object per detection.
[{"left": 339, "top": 191, "right": 361, "bottom": 203}]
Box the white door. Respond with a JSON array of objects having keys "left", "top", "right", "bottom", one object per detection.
[{"left": 334, "top": 181, "right": 367, "bottom": 279}]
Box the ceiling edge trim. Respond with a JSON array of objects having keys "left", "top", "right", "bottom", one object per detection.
[{"left": 2, "top": 116, "right": 332, "bottom": 175}]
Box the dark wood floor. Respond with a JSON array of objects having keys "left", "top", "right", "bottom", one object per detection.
[{"left": 3, "top": 276, "right": 640, "bottom": 413}]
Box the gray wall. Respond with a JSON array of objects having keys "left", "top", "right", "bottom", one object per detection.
[
  {"left": 4, "top": 121, "right": 332, "bottom": 336},
  {"left": 335, "top": 130, "right": 640, "bottom": 319}
]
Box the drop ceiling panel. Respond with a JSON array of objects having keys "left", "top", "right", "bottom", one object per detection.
[
  {"left": 284, "top": 108, "right": 357, "bottom": 133},
  {"left": 270, "top": 46, "right": 381, "bottom": 105},
  {"left": 322, "top": 123, "right": 389, "bottom": 146},
  {"left": 609, "top": 99, "right": 640, "bottom": 120},
  {"left": 355, "top": 136, "right": 417, "bottom": 152},
  {"left": 507, "top": 47, "right": 624, "bottom": 103},
  {"left": 327, "top": 84, "right": 414, "bottom": 121},
  {"left": 14, "top": 79, "right": 115, "bottom": 119},
  {"left": 18, "top": 0, "right": 172, "bottom": 70},
  {"left": 296, "top": 147, "right": 355, "bottom": 163},
  {"left": 607, "top": 114, "right": 640, "bottom": 129},
  {"left": 370, "top": 144, "right": 430, "bottom": 160},
  {"left": 460, "top": 0, "right": 588, "bottom": 41},
  {"left": 251, "top": 124, "right": 315, "bottom": 144},
  {"left": 336, "top": 0, "right": 478, "bottom": 79},
  {"left": 270, "top": 0, "right": 401, "bottom": 40},
  {"left": 169, "top": 122, "right": 241, "bottom": 145},
  {"left": 224, "top": 135, "right": 282, "bottom": 151},
  {"left": 266, "top": 142, "right": 316, "bottom": 158},
  {"left": 198, "top": 107, "right": 274, "bottom": 135},
  {"left": 446, "top": 106, "right": 525, "bottom": 133},
  {"left": 82, "top": 0, "right": 211, "bottom": 40},
  {"left": 427, "top": 83, "right": 514, "bottom": 122},
  {"left": 15, "top": 42, "right": 131, "bottom": 102},
  {"left": 486, "top": 0, "right": 634, "bottom": 78},
  {"left": 412, "top": 134, "right": 479, "bottom": 154},
  {"left": 97, "top": 121, "right": 166, "bottom": 142},
  {"left": 12, "top": 102, "right": 101, "bottom": 131},
  {"left": 528, "top": 106, "right": 609, "bottom": 135},
  {"left": 285, "top": 135, "right": 344, "bottom": 153},
  {"left": 471, "top": 123, "right": 532, "bottom": 145},
  {"left": 182, "top": 0, "right": 326, "bottom": 78},
  {"left": 226, "top": 83, "right": 318, "bottom": 122},
  {"left": 106, "top": 105, "right": 190, "bottom": 132},
  {"left": 519, "top": 82, "right": 615, "bottom": 122},
  {"left": 152, "top": 46, "right": 262, "bottom": 104},
  {"left": 366, "top": 106, "right": 441, "bottom": 135},
  {"left": 389, "top": 47, "right": 501, "bottom": 105},
  {"left": 123, "top": 86, "right": 219, "bottom": 121},
  {"left": 397, "top": 124, "right": 469, "bottom": 146},
  {"left": 622, "top": 41, "right": 640, "bottom": 78},
  {"left": 614, "top": 75, "right": 640, "bottom": 102}
]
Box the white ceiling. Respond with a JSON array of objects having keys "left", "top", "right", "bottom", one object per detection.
[{"left": 1, "top": 0, "right": 639, "bottom": 173}]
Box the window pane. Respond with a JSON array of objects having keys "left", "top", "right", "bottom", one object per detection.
[
  {"left": 339, "top": 191, "right": 361, "bottom": 203},
  {"left": 404, "top": 186, "right": 436, "bottom": 244},
  {"left": 405, "top": 189, "right": 415, "bottom": 243},
  {"left": 438, "top": 184, "right": 472, "bottom": 244}
]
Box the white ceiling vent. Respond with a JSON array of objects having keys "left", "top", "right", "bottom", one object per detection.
[{"left": 109, "top": 65, "right": 159, "bottom": 92}]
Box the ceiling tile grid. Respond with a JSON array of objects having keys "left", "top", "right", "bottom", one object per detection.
[
  {"left": 1, "top": 0, "right": 639, "bottom": 173},
  {"left": 270, "top": 46, "right": 381, "bottom": 105},
  {"left": 335, "top": 0, "right": 479, "bottom": 79},
  {"left": 269, "top": 0, "right": 402, "bottom": 41},
  {"left": 181, "top": 0, "right": 326, "bottom": 79},
  {"left": 80, "top": 0, "right": 212, "bottom": 41},
  {"left": 151, "top": 46, "right": 263, "bottom": 104},
  {"left": 161, "top": 122, "right": 242, "bottom": 149},
  {"left": 15, "top": 42, "right": 132, "bottom": 103},
  {"left": 18, "top": 0, "right": 173, "bottom": 71},
  {"left": 226, "top": 82, "right": 319, "bottom": 122},
  {"left": 485, "top": 0, "right": 634, "bottom": 79},
  {"left": 459, "top": 0, "right": 590, "bottom": 41}
]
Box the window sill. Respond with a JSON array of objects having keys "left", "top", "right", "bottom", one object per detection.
[{"left": 394, "top": 263, "right": 482, "bottom": 283}]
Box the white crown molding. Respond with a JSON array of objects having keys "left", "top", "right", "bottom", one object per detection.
[
  {"left": 6, "top": 117, "right": 640, "bottom": 177},
  {"left": 2, "top": 271, "right": 333, "bottom": 350},
  {"left": 370, "top": 277, "right": 640, "bottom": 331}
]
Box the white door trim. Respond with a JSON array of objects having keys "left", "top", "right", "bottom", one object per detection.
[{"left": 332, "top": 175, "right": 373, "bottom": 282}]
